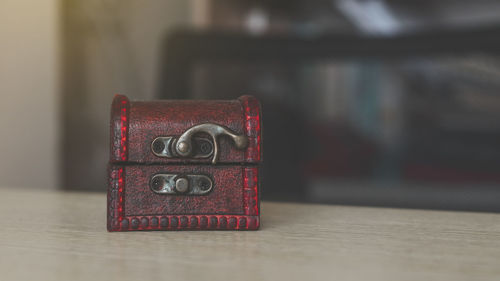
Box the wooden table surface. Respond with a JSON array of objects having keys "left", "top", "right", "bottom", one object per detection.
[{"left": 1, "top": 188, "right": 499, "bottom": 281}]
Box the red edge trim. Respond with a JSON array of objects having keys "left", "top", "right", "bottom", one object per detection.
[
  {"left": 239, "top": 95, "right": 261, "bottom": 224},
  {"left": 107, "top": 165, "right": 125, "bottom": 231},
  {"left": 110, "top": 94, "right": 130, "bottom": 162},
  {"left": 108, "top": 94, "right": 128, "bottom": 231},
  {"left": 238, "top": 95, "right": 262, "bottom": 163},
  {"left": 243, "top": 167, "right": 259, "bottom": 216}
]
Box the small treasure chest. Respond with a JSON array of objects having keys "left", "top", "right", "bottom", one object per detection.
[{"left": 107, "top": 95, "right": 262, "bottom": 231}]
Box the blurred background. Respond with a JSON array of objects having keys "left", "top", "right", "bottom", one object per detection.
[{"left": 2, "top": 0, "right": 500, "bottom": 211}]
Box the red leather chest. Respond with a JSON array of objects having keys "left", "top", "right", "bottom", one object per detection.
[{"left": 107, "top": 95, "right": 261, "bottom": 231}]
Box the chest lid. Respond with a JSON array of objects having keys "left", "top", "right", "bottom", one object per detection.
[{"left": 110, "top": 95, "right": 261, "bottom": 165}]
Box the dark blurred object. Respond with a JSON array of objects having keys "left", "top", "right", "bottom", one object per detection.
[
  {"left": 158, "top": 26, "right": 500, "bottom": 97},
  {"left": 157, "top": 25, "right": 500, "bottom": 210}
]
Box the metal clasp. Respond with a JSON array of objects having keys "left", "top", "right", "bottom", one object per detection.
[{"left": 151, "top": 123, "right": 248, "bottom": 164}]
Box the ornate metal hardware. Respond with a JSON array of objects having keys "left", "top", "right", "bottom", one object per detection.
[
  {"left": 151, "top": 123, "right": 248, "bottom": 164},
  {"left": 150, "top": 174, "right": 213, "bottom": 195}
]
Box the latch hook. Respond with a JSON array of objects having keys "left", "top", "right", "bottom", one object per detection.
[{"left": 175, "top": 123, "right": 248, "bottom": 164}]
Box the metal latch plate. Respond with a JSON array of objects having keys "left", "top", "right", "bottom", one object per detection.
[{"left": 150, "top": 174, "right": 213, "bottom": 195}]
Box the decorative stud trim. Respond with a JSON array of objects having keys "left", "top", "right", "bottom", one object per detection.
[{"left": 114, "top": 215, "right": 259, "bottom": 231}]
